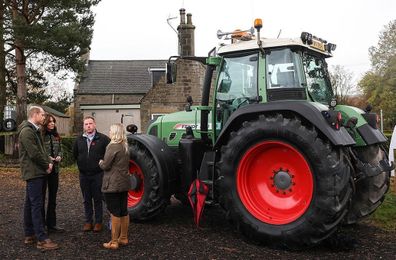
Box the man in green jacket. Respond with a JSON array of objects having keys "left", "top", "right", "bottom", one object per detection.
[{"left": 18, "top": 106, "right": 59, "bottom": 250}]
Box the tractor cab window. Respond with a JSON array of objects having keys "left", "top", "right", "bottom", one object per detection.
[
  {"left": 216, "top": 53, "right": 258, "bottom": 105},
  {"left": 302, "top": 54, "right": 333, "bottom": 104},
  {"left": 266, "top": 49, "right": 304, "bottom": 89},
  {"left": 215, "top": 53, "right": 258, "bottom": 129}
]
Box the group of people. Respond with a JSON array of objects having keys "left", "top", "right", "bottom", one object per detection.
[{"left": 18, "top": 105, "right": 131, "bottom": 251}]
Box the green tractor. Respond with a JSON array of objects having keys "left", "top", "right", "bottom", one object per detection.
[{"left": 126, "top": 19, "right": 394, "bottom": 248}]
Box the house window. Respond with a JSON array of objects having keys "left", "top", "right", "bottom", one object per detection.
[{"left": 149, "top": 68, "right": 166, "bottom": 86}]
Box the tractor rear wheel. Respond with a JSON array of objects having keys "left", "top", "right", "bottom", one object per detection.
[
  {"left": 127, "top": 143, "right": 169, "bottom": 220},
  {"left": 344, "top": 144, "right": 391, "bottom": 224},
  {"left": 218, "top": 114, "right": 352, "bottom": 249}
]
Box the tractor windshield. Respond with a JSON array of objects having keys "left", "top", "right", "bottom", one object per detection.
[{"left": 302, "top": 53, "right": 333, "bottom": 104}]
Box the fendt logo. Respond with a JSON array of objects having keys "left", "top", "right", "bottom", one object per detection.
[
  {"left": 173, "top": 123, "right": 214, "bottom": 130},
  {"left": 173, "top": 123, "right": 199, "bottom": 130}
]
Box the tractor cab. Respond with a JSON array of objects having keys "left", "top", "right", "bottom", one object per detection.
[{"left": 214, "top": 29, "right": 336, "bottom": 136}]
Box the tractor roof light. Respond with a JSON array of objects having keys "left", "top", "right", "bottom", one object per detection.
[
  {"left": 254, "top": 18, "right": 263, "bottom": 30},
  {"left": 326, "top": 43, "right": 337, "bottom": 53},
  {"left": 301, "top": 32, "right": 336, "bottom": 53},
  {"left": 330, "top": 43, "right": 337, "bottom": 51},
  {"left": 301, "top": 32, "right": 313, "bottom": 45},
  {"left": 254, "top": 18, "right": 265, "bottom": 55}
]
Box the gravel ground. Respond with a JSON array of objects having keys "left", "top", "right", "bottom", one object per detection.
[{"left": 0, "top": 168, "right": 395, "bottom": 259}]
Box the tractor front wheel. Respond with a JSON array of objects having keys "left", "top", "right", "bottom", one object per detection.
[
  {"left": 127, "top": 142, "right": 169, "bottom": 220},
  {"left": 218, "top": 114, "right": 352, "bottom": 249}
]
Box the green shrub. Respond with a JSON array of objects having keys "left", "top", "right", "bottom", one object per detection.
[
  {"left": 384, "top": 132, "right": 393, "bottom": 151},
  {"left": 61, "top": 136, "right": 76, "bottom": 167}
]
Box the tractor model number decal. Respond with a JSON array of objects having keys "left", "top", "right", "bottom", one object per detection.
[{"left": 311, "top": 39, "right": 325, "bottom": 51}]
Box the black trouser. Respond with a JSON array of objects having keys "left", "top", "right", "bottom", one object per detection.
[
  {"left": 79, "top": 173, "right": 103, "bottom": 224},
  {"left": 43, "top": 170, "right": 59, "bottom": 228},
  {"left": 24, "top": 177, "right": 48, "bottom": 241},
  {"left": 104, "top": 192, "right": 128, "bottom": 217}
]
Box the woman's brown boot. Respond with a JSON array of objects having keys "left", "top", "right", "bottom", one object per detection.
[
  {"left": 103, "top": 215, "right": 121, "bottom": 250},
  {"left": 118, "top": 215, "right": 129, "bottom": 246}
]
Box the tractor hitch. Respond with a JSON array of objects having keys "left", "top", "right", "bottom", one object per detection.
[{"left": 354, "top": 158, "right": 394, "bottom": 180}]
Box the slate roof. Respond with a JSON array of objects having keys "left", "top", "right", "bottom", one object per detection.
[
  {"left": 42, "top": 105, "right": 69, "bottom": 118},
  {"left": 77, "top": 60, "right": 167, "bottom": 94}
]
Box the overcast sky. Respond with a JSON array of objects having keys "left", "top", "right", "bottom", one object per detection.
[{"left": 88, "top": 0, "right": 395, "bottom": 84}]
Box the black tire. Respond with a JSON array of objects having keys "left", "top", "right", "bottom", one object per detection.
[
  {"left": 218, "top": 114, "right": 352, "bottom": 249},
  {"left": 3, "top": 118, "right": 16, "bottom": 131},
  {"left": 127, "top": 142, "right": 170, "bottom": 220},
  {"left": 344, "top": 144, "right": 391, "bottom": 224}
]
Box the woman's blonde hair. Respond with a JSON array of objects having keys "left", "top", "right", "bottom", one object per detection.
[{"left": 109, "top": 123, "right": 128, "bottom": 153}]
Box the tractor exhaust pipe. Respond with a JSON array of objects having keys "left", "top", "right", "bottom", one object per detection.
[{"left": 200, "top": 64, "right": 215, "bottom": 142}]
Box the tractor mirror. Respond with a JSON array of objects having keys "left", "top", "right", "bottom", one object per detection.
[
  {"left": 166, "top": 62, "right": 177, "bottom": 84},
  {"left": 219, "top": 79, "right": 232, "bottom": 93}
]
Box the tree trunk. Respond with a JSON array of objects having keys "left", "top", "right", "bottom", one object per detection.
[
  {"left": 12, "top": 0, "right": 27, "bottom": 125},
  {"left": 0, "top": 0, "right": 6, "bottom": 122},
  {"left": 15, "top": 43, "right": 26, "bottom": 125}
]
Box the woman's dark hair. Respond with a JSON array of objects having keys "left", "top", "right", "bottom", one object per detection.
[
  {"left": 44, "top": 113, "right": 56, "bottom": 126},
  {"left": 42, "top": 113, "right": 60, "bottom": 139}
]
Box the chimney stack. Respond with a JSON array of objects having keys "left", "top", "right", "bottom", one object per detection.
[{"left": 177, "top": 8, "right": 195, "bottom": 56}]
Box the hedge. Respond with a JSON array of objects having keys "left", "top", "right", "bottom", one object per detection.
[{"left": 60, "top": 136, "right": 76, "bottom": 167}]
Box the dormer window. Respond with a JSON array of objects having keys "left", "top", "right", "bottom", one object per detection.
[{"left": 149, "top": 68, "right": 166, "bottom": 86}]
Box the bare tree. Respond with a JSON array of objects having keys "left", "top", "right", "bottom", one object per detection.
[{"left": 329, "top": 65, "right": 355, "bottom": 104}]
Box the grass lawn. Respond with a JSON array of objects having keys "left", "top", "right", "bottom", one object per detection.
[{"left": 368, "top": 191, "right": 396, "bottom": 231}]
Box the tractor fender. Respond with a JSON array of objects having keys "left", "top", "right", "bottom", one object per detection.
[
  {"left": 127, "top": 133, "right": 177, "bottom": 196},
  {"left": 215, "top": 100, "right": 356, "bottom": 148}
]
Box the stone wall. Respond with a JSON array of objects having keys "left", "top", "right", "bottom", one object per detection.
[{"left": 140, "top": 59, "right": 206, "bottom": 133}]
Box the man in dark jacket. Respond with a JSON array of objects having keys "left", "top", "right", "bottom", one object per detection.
[
  {"left": 19, "top": 105, "right": 59, "bottom": 250},
  {"left": 73, "top": 116, "right": 110, "bottom": 232}
]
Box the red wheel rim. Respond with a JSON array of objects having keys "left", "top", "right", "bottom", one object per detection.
[
  {"left": 236, "top": 140, "right": 313, "bottom": 225},
  {"left": 128, "top": 160, "right": 144, "bottom": 208}
]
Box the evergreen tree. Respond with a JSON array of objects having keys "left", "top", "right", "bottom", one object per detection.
[{"left": 6, "top": 0, "right": 100, "bottom": 124}]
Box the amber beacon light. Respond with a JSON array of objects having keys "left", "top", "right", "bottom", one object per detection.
[{"left": 254, "top": 18, "right": 263, "bottom": 30}]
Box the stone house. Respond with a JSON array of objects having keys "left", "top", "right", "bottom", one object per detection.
[
  {"left": 74, "top": 8, "right": 206, "bottom": 134},
  {"left": 73, "top": 59, "right": 166, "bottom": 134}
]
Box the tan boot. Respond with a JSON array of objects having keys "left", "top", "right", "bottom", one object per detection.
[
  {"left": 103, "top": 215, "right": 121, "bottom": 250},
  {"left": 118, "top": 215, "right": 129, "bottom": 246},
  {"left": 37, "top": 239, "right": 59, "bottom": 250}
]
